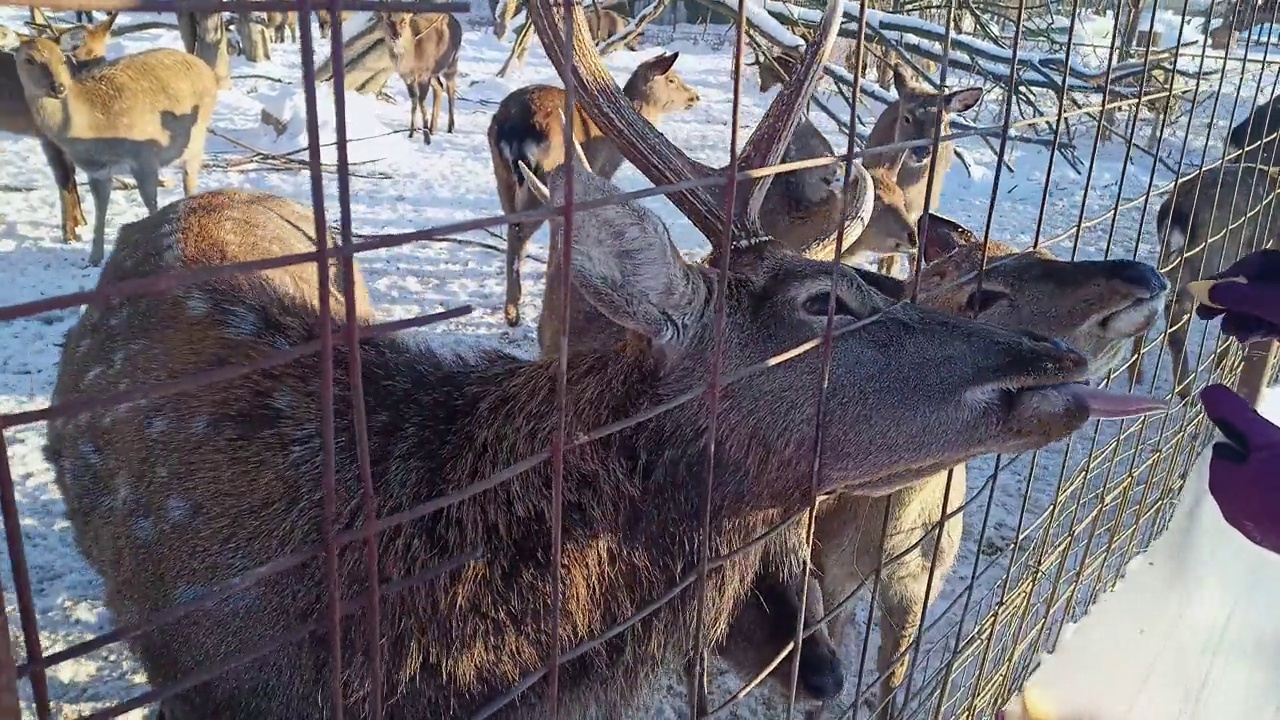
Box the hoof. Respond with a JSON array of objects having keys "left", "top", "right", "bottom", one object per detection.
[{"left": 504, "top": 304, "right": 520, "bottom": 327}]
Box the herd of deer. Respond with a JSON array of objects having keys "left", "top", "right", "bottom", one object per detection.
[{"left": 0, "top": 0, "right": 1275, "bottom": 717}]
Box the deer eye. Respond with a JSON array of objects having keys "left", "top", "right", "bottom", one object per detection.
[
  {"left": 802, "top": 292, "right": 857, "bottom": 318},
  {"left": 964, "top": 287, "right": 1009, "bottom": 315}
]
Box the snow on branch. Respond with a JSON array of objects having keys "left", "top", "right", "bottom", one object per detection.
[{"left": 709, "top": 0, "right": 1216, "bottom": 96}]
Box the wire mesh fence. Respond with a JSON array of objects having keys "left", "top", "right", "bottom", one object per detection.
[{"left": 0, "top": 0, "right": 1276, "bottom": 718}]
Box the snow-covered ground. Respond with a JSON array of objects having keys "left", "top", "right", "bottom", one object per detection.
[
  {"left": 1001, "top": 386, "right": 1280, "bottom": 720},
  {"left": 0, "top": 6, "right": 1275, "bottom": 719}
]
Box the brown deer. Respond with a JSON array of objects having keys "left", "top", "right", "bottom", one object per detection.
[
  {"left": 316, "top": 10, "right": 352, "bottom": 40},
  {"left": 378, "top": 11, "right": 462, "bottom": 146},
  {"left": 584, "top": 8, "right": 641, "bottom": 50},
  {"left": 527, "top": 136, "right": 916, "bottom": 355},
  {"left": 265, "top": 11, "right": 298, "bottom": 44},
  {"left": 12, "top": 36, "right": 219, "bottom": 266},
  {"left": 1132, "top": 164, "right": 1280, "bottom": 399},
  {"left": 865, "top": 62, "right": 985, "bottom": 277},
  {"left": 0, "top": 12, "right": 115, "bottom": 247},
  {"left": 46, "top": 0, "right": 1161, "bottom": 715},
  {"left": 721, "top": 213, "right": 1169, "bottom": 720},
  {"left": 490, "top": 50, "right": 700, "bottom": 327},
  {"left": 1227, "top": 94, "right": 1280, "bottom": 165}
]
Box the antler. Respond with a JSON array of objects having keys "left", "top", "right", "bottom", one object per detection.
[{"left": 527, "top": 0, "right": 847, "bottom": 248}]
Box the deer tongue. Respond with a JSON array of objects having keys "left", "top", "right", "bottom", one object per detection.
[{"left": 1060, "top": 383, "right": 1169, "bottom": 419}]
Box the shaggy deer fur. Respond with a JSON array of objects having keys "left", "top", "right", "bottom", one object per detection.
[
  {"left": 723, "top": 213, "right": 1168, "bottom": 720},
  {"left": 489, "top": 50, "right": 700, "bottom": 326},
  {"left": 519, "top": 0, "right": 1164, "bottom": 715},
  {"left": 12, "top": 37, "right": 218, "bottom": 266},
  {"left": 47, "top": 0, "right": 1158, "bottom": 715},
  {"left": 0, "top": 11, "right": 115, "bottom": 246},
  {"left": 379, "top": 11, "right": 462, "bottom": 145},
  {"left": 1227, "top": 94, "right": 1280, "bottom": 165},
  {"left": 1132, "top": 163, "right": 1280, "bottom": 398}
]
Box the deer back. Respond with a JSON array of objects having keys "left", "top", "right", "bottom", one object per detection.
[
  {"left": 865, "top": 64, "right": 984, "bottom": 219},
  {"left": 1228, "top": 94, "right": 1280, "bottom": 165},
  {"left": 14, "top": 41, "right": 218, "bottom": 163}
]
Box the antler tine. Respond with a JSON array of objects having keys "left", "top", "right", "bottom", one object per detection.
[
  {"left": 841, "top": 162, "right": 875, "bottom": 245},
  {"left": 527, "top": 0, "right": 724, "bottom": 240},
  {"left": 738, "top": 0, "right": 844, "bottom": 219}
]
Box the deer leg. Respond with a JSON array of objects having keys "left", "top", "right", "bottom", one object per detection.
[
  {"left": 132, "top": 164, "right": 161, "bottom": 216},
  {"left": 684, "top": 655, "right": 711, "bottom": 719},
  {"left": 405, "top": 81, "right": 420, "bottom": 139},
  {"left": 182, "top": 155, "right": 203, "bottom": 198},
  {"left": 504, "top": 212, "right": 543, "bottom": 327},
  {"left": 86, "top": 174, "right": 112, "bottom": 267},
  {"left": 877, "top": 254, "right": 904, "bottom": 278},
  {"left": 1128, "top": 335, "right": 1147, "bottom": 387},
  {"left": 39, "top": 137, "right": 85, "bottom": 243},
  {"left": 428, "top": 78, "right": 443, "bottom": 137},
  {"left": 1166, "top": 292, "right": 1196, "bottom": 401},
  {"left": 446, "top": 75, "right": 458, "bottom": 134},
  {"left": 417, "top": 81, "right": 432, "bottom": 146}
]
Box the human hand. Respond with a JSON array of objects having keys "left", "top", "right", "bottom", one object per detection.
[
  {"left": 1201, "top": 383, "right": 1280, "bottom": 555},
  {"left": 1194, "top": 249, "right": 1280, "bottom": 343}
]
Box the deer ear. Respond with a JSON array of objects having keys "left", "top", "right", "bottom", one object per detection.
[
  {"left": 648, "top": 51, "right": 679, "bottom": 76},
  {"left": 943, "top": 87, "right": 984, "bottom": 114},
  {"left": 892, "top": 62, "right": 915, "bottom": 98},
  {"left": 548, "top": 164, "right": 707, "bottom": 345},
  {"left": 919, "top": 213, "right": 971, "bottom": 263}
]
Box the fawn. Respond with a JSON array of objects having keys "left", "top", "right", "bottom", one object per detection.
[
  {"left": 46, "top": 0, "right": 1159, "bottom": 715},
  {"left": 265, "top": 11, "right": 298, "bottom": 44},
  {"left": 378, "top": 11, "right": 462, "bottom": 145},
  {"left": 0, "top": 11, "right": 116, "bottom": 246},
  {"left": 11, "top": 37, "right": 219, "bottom": 266},
  {"left": 489, "top": 50, "right": 700, "bottom": 327}
]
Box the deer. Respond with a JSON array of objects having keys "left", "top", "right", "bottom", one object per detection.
[
  {"left": 706, "top": 213, "right": 1169, "bottom": 720},
  {"left": 1227, "top": 93, "right": 1280, "bottom": 166},
  {"left": 490, "top": 50, "right": 701, "bottom": 327},
  {"left": 378, "top": 11, "right": 462, "bottom": 146},
  {"left": 265, "top": 11, "right": 298, "bottom": 44},
  {"left": 584, "top": 8, "right": 641, "bottom": 50},
  {"left": 0, "top": 11, "right": 117, "bottom": 247},
  {"left": 45, "top": 0, "right": 1164, "bottom": 715},
  {"left": 1130, "top": 163, "right": 1280, "bottom": 400},
  {"left": 864, "top": 62, "right": 985, "bottom": 278},
  {"left": 518, "top": 0, "right": 1163, "bottom": 713},
  {"left": 11, "top": 35, "right": 219, "bottom": 266},
  {"left": 316, "top": 9, "right": 352, "bottom": 40}
]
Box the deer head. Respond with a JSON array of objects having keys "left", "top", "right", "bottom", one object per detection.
[
  {"left": 912, "top": 213, "right": 1170, "bottom": 381},
  {"left": 888, "top": 62, "right": 984, "bottom": 164}
]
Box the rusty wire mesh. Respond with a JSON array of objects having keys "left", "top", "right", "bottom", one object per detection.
[{"left": 0, "top": 0, "right": 1277, "bottom": 718}]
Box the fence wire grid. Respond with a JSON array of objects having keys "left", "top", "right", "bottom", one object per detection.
[{"left": 0, "top": 0, "right": 1276, "bottom": 718}]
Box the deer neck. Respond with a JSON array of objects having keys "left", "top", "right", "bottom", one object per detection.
[{"left": 355, "top": 338, "right": 792, "bottom": 709}]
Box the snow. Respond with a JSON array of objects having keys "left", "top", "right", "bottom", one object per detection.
[
  {"left": 1000, "top": 386, "right": 1280, "bottom": 720},
  {"left": 0, "top": 6, "right": 1275, "bottom": 719}
]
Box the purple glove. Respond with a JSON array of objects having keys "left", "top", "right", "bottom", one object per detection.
[
  {"left": 1201, "top": 383, "right": 1280, "bottom": 555},
  {"left": 1194, "top": 249, "right": 1280, "bottom": 343}
]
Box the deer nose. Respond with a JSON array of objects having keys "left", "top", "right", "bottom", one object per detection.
[
  {"left": 1107, "top": 259, "right": 1168, "bottom": 299},
  {"left": 50, "top": 81, "right": 66, "bottom": 97}
]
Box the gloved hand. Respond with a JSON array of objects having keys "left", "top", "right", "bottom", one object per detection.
[
  {"left": 1194, "top": 249, "right": 1280, "bottom": 343},
  {"left": 1201, "top": 383, "right": 1280, "bottom": 555}
]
